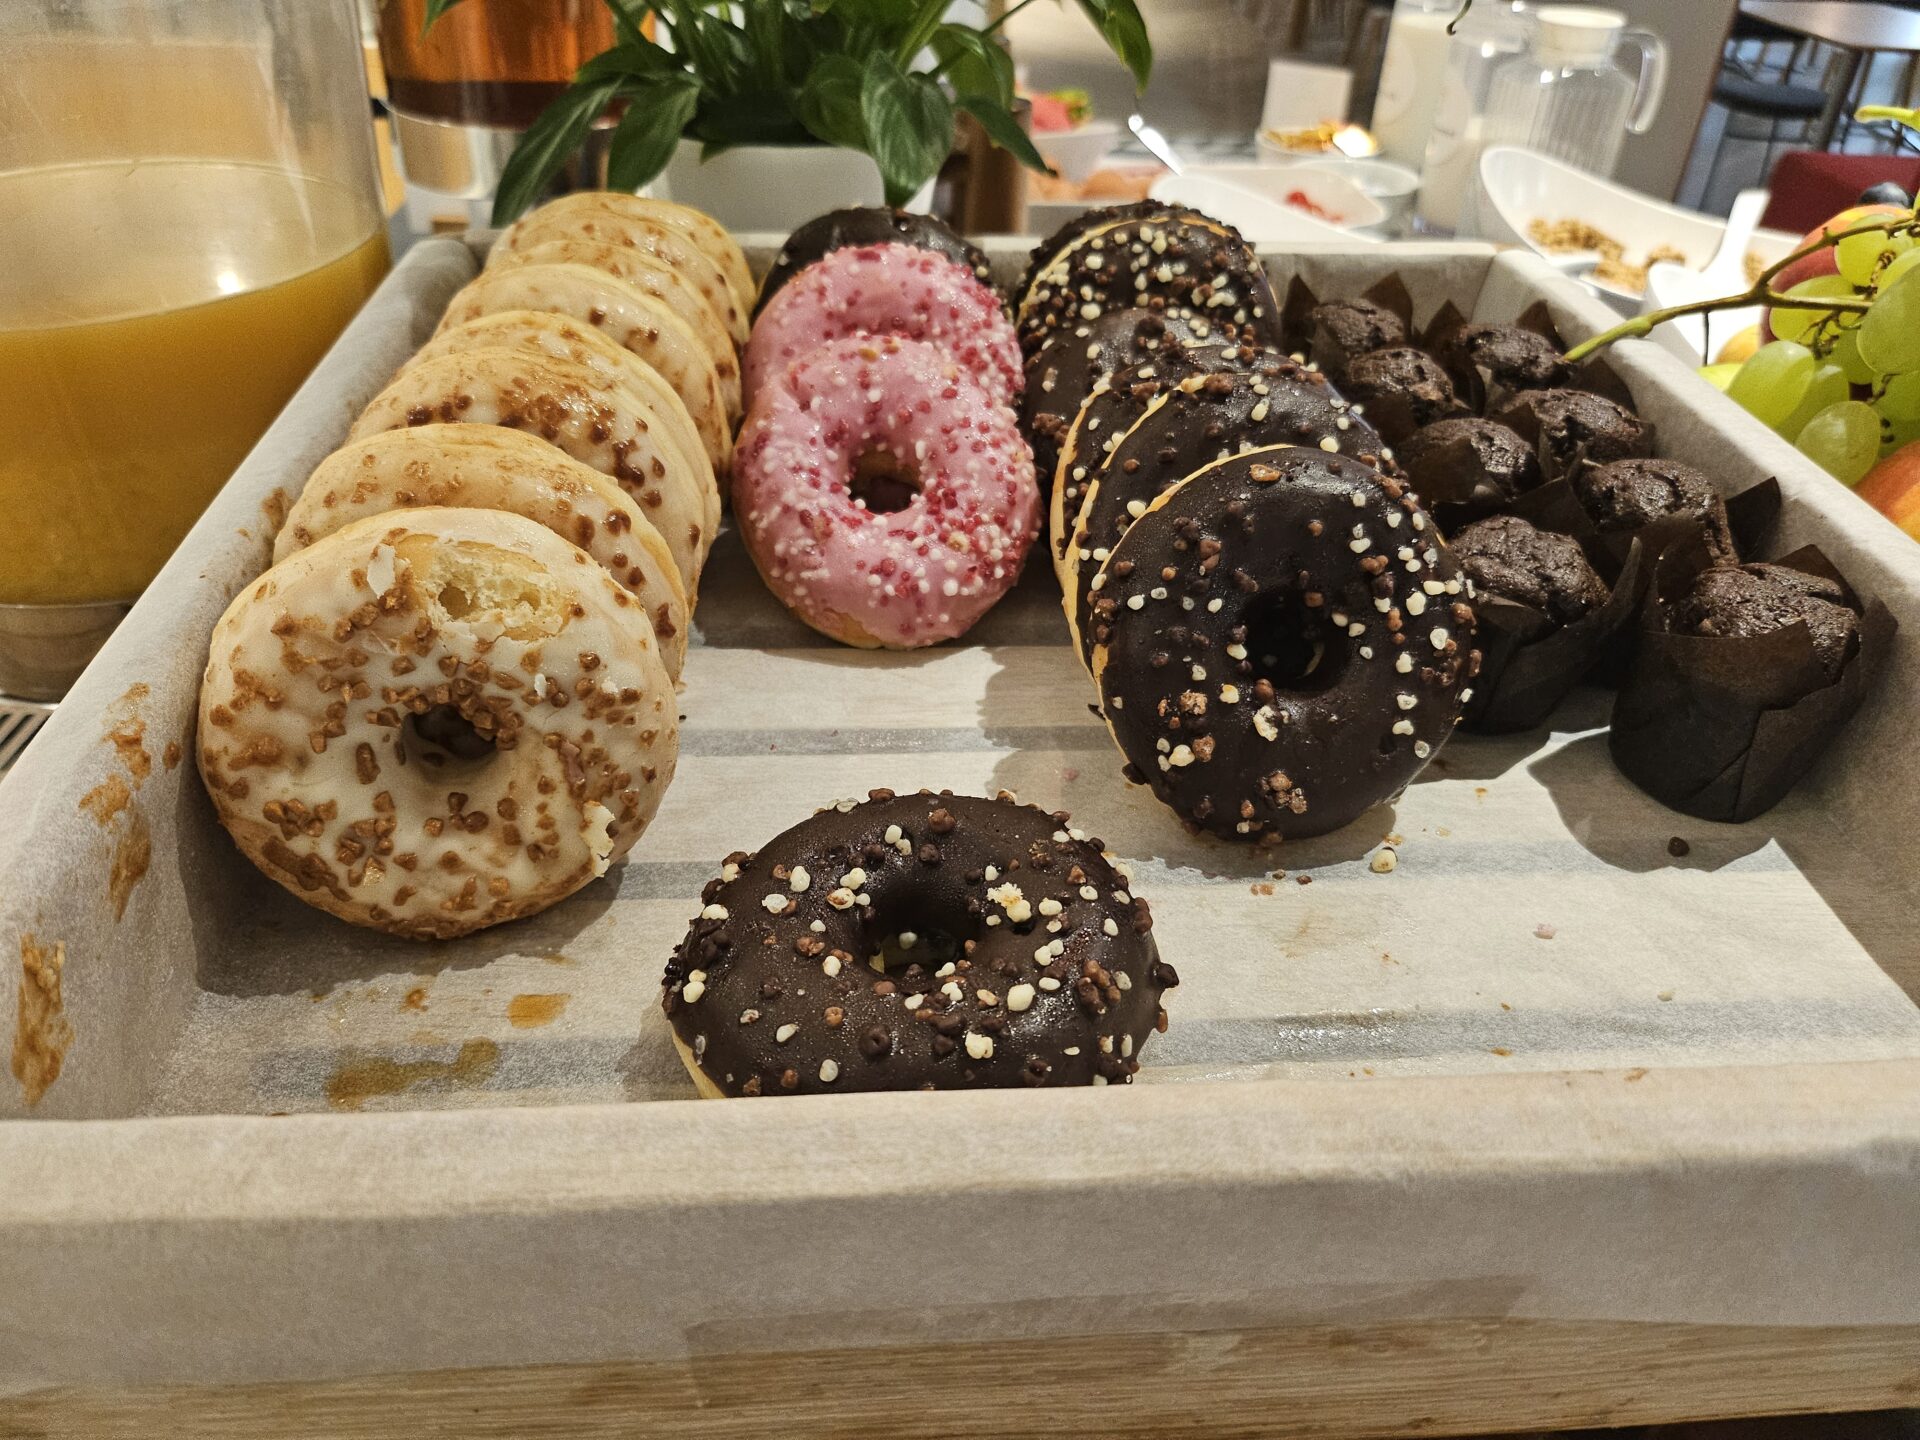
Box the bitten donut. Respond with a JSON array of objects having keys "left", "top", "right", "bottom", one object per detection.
[
  {"left": 277, "top": 425, "right": 691, "bottom": 679},
  {"left": 436, "top": 260, "right": 739, "bottom": 425},
  {"left": 1015, "top": 208, "right": 1282, "bottom": 359},
  {"left": 662, "top": 789, "right": 1178, "bottom": 1096},
  {"left": 1090, "top": 447, "right": 1477, "bottom": 842},
  {"left": 493, "top": 191, "right": 754, "bottom": 317},
  {"left": 757, "top": 207, "right": 993, "bottom": 317},
  {"left": 733, "top": 335, "right": 1039, "bottom": 648},
  {"left": 415, "top": 309, "right": 730, "bottom": 474},
  {"left": 348, "top": 346, "right": 717, "bottom": 593},
  {"left": 743, "top": 242, "right": 1021, "bottom": 408},
  {"left": 199, "top": 507, "right": 678, "bottom": 938}
]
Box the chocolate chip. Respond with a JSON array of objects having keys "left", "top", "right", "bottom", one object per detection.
[
  {"left": 859, "top": 1026, "right": 894, "bottom": 1059},
  {"left": 918, "top": 843, "right": 942, "bottom": 865},
  {"left": 928, "top": 807, "right": 956, "bottom": 833}
]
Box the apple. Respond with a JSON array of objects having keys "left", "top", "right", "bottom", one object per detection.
[
  {"left": 1761, "top": 203, "right": 1909, "bottom": 341},
  {"left": 1856, "top": 439, "right": 1920, "bottom": 538},
  {"left": 1714, "top": 324, "right": 1761, "bottom": 365}
]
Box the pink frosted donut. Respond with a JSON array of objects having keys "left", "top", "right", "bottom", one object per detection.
[
  {"left": 744, "top": 243, "right": 1020, "bottom": 408},
  {"left": 733, "top": 335, "right": 1040, "bottom": 649}
]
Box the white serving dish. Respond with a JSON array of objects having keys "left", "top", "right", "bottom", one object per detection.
[
  {"left": 1031, "top": 119, "right": 1122, "bottom": 184},
  {"left": 4, "top": 237, "right": 1919, "bottom": 1434},
  {"left": 1150, "top": 167, "right": 1382, "bottom": 244}
]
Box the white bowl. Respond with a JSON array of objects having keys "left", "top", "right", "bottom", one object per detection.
[
  {"left": 1031, "top": 121, "right": 1122, "bottom": 184},
  {"left": 1293, "top": 157, "right": 1420, "bottom": 231},
  {"left": 1149, "top": 165, "right": 1386, "bottom": 245},
  {"left": 1475, "top": 146, "right": 1731, "bottom": 314}
]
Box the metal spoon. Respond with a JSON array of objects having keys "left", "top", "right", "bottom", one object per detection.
[{"left": 1128, "top": 112, "right": 1183, "bottom": 175}]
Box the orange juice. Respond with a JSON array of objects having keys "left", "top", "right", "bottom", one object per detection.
[{"left": 0, "top": 159, "right": 389, "bottom": 606}]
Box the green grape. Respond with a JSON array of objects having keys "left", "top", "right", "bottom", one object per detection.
[
  {"left": 1858, "top": 266, "right": 1920, "bottom": 374},
  {"left": 1768, "top": 275, "right": 1863, "bottom": 347},
  {"left": 1837, "top": 225, "right": 1913, "bottom": 285},
  {"left": 1697, "top": 361, "right": 1742, "bottom": 393},
  {"left": 1726, "top": 340, "right": 1814, "bottom": 429},
  {"left": 1880, "top": 369, "right": 1920, "bottom": 422},
  {"left": 1831, "top": 329, "right": 1879, "bottom": 384},
  {"left": 1795, "top": 400, "right": 1881, "bottom": 485},
  {"left": 1777, "top": 362, "right": 1850, "bottom": 441},
  {"left": 1875, "top": 245, "right": 1920, "bottom": 292}
]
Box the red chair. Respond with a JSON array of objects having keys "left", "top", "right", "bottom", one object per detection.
[{"left": 1760, "top": 150, "right": 1920, "bottom": 233}]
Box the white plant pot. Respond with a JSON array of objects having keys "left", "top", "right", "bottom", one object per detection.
[{"left": 653, "top": 138, "right": 931, "bottom": 232}]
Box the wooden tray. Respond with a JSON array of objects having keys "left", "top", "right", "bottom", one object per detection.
[{"left": 3, "top": 236, "right": 1918, "bottom": 1438}]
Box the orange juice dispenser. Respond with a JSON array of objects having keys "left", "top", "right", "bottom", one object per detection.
[{"left": 0, "top": 0, "right": 390, "bottom": 700}]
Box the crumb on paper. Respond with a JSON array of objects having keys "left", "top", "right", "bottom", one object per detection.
[
  {"left": 1534, "top": 923, "right": 1556, "bottom": 940},
  {"left": 1474, "top": 786, "right": 1488, "bottom": 801},
  {"left": 1384, "top": 832, "right": 1404, "bottom": 847},
  {"left": 1369, "top": 847, "right": 1397, "bottom": 874},
  {"left": 1657, "top": 989, "right": 1675, "bottom": 1002},
  {"left": 1296, "top": 874, "right": 1313, "bottom": 886},
  {"left": 1625, "top": 1067, "right": 1649, "bottom": 1082},
  {"left": 1500, "top": 1001, "right": 1513, "bottom": 1011},
  {"left": 1489, "top": 1047, "right": 1513, "bottom": 1057},
  {"left": 1250, "top": 882, "right": 1275, "bottom": 896},
  {"left": 11, "top": 935, "right": 74, "bottom": 1108},
  {"left": 1271, "top": 869, "right": 1287, "bottom": 881},
  {"left": 1061, "top": 767, "right": 1079, "bottom": 782},
  {"left": 1667, "top": 836, "right": 1690, "bottom": 858},
  {"left": 1436, "top": 826, "right": 1451, "bottom": 838}
]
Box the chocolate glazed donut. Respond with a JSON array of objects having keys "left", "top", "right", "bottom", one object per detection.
[
  {"left": 662, "top": 790, "right": 1177, "bottom": 1096},
  {"left": 1091, "top": 448, "right": 1477, "bottom": 842},
  {"left": 1066, "top": 360, "right": 1387, "bottom": 665},
  {"left": 1014, "top": 201, "right": 1209, "bottom": 316},
  {"left": 1016, "top": 211, "right": 1283, "bottom": 360},
  {"left": 756, "top": 207, "right": 993, "bottom": 317}
]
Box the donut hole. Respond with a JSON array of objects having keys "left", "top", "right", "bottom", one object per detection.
[
  {"left": 848, "top": 448, "right": 922, "bottom": 514},
  {"left": 1242, "top": 590, "right": 1352, "bottom": 696},
  {"left": 404, "top": 704, "right": 496, "bottom": 767},
  {"left": 866, "top": 925, "right": 966, "bottom": 973}
]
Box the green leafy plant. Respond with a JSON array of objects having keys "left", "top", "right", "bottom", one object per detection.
[{"left": 426, "top": 0, "right": 1153, "bottom": 224}]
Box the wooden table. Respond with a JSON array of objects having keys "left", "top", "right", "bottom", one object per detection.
[{"left": 1740, "top": 0, "right": 1920, "bottom": 148}]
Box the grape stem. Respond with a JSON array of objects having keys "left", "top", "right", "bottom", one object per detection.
[{"left": 1562, "top": 213, "right": 1920, "bottom": 364}]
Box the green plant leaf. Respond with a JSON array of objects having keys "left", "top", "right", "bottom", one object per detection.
[
  {"left": 958, "top": 94, "right": 1050, "bottom": 174},
  {"left": 796, "top": 53, "right": 867, "bottom": 151},
  {"left": 896, "top": 0, "right": 950, "bottom": 64},
  {"left": 489, "top": 75, "right": 621, "bottom": 226},
  {"left": 420, "top": 0, "right": 466, "bottom": 38},
  {"left": 691, "top": 88, "right": 809, "bottom": 147},
  {"left": 575, "top": 37, "right": 678, "bottom": 84},
  {"left": 601, "top": 0, "right": 651, "bottom": 51},
  {"left": 860, "top": 50, "right": 952, "bottom": 205},
  {"left": 606, "top": 74, "right": 702, "bottom": 193},
  {"left": 931, "top": 24, "right": 1013, "bottom": 106},
  {"left": 1075, "top": 0, "right": 1152, "bottom": 90}
]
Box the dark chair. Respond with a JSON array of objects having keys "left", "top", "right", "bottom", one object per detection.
[{"left": 1701, "top": 68, "right": 1832, "bottom": 199}]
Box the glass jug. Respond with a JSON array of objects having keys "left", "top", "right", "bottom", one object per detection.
[
  {"left": 0, "top": 0, "right": 389, "bottom": 698},
  {"left": 1415, "top": 0, "right": 1534, "bottom": 232},
  {"left": 1483, "top": 5, "right": 1667, "bottom": 178},
  {"left": 1371, "top": 0, "right": 1463, "bottom": 170}
]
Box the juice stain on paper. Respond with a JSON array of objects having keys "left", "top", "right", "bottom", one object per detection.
[
  {"left": 324, "top": 1038, "right": 499, "bottom": 1111},
  {"left": 11, "top": 934, "right": 75, "bottom": 1108},
  {"left": 507, "top": 993, "right": 570, "bottom": 1028}
]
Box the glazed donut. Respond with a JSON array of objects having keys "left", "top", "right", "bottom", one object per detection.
[
  {"left": 732, "top": 335, "right": 1039, "bottom": 648},
  {"left": 199, "top": 507, "right": 678, "bottom": 938},
  {"left": 1063, "top": 359, "right": 1388, "bottom": 664},
  {"left": 756, "top": 207, "right": 993, "bottom": 317},
  {"left": 661, "top": 789, "right": 1178, "bottom": 1096},
  {"left": 416, "top": 309, "right": 730, "bottom": 474},
  {"left": 743, "top": 243, "right": 1020, "bottom": 408},
  {"left": 277, "top": 425, "right": 691, "bottom": 679},
  {"left": 487, "top": 243, "right": 743, "bottom": 395},
  {"left": 436, "top": 260, "right": 739, "bottom": 426},
  {"left": 1015, "top": 209, "right": 1282, "bottom": 359},
  {"left": 1089, "top": 447, "right": 1475, "bottom": 842},
  {"left": 492, "top": 206, "right": 749, "bottom": 344},
  {"left": 348, "top": 346, "right": 717, "bottom": 593},
  {"left": 1014, "top": 202, "right": 1209, "bottom": 321},
  {"left": 494, "top": 191, "right": 754, "bottom": 316}
]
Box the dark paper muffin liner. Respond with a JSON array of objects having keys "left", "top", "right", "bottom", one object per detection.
[
  {"left": 1461, "top": 485, "right": 1648, "bottom": 734},
  {"left": 1278, "top": 274, "right": 1415, "bottom": 363},
  {"left": 1608, "top": 538, "right": 1897, "bottom": 822}
]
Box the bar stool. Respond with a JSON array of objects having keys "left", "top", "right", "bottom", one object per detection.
[{"left": 1701, "top": 67, "right": 1831, "bottom": 199}]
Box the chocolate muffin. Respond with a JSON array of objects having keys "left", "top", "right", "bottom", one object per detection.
[
  {"left": 1443, "top": 323, "right": 1573, "bottom": 394},
  {"left": 1450, "top": 514, "right": 1610, "bottom": 629},
  {"left": 1307, "top": 298, "right": 1406, "bottom": 387},
  {"left": 1398, "top": 417, "right": 1543, "bottom": 521},
  {"left": 1575, "top": 457, "right": 1735, "bottom": 561},
  {"left": 1341, "top": 346, "right": 1471, "bottom": 444},
  {"left": 1490, "top": 387, "right": 1651, "bottom": 479},
  {"left": 1669, "top": 562, "right": 1861, "bottom": 681}
]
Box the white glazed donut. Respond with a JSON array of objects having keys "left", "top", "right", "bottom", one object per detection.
[
  {"left": 348, "top": 346, "right": 717, "bottom": 593},
  {"left": 498, "top": 193, "right": 755, "bottom": 315},
  {"left": 414, "top": 309, "right": 730, "bottom": 474},
  {"left": 494, "top": 201, "right": 750, "bottom": 342},
  {"left": 437, "top": 260, "right": 740, "bottom": 424},
  {"left": 491, "top": 237, "right": 739, "bottom": 373},
  {"left": 276, "top": 425, "right": 691, "bottom": 679},
  {"left": 198, "top": 507, "right": 678, "bottom": 939}
]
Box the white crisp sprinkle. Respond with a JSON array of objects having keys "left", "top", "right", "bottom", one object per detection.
[
  {"left": 819, "top": 1059, "right": 840, "bottom": 1083},
  {"left": 1150, "top": 586, "right": 1168, "bottom": 601},
  {"left": 681, "top": 980, "right": 706, "bottom": 1003},
  {"left": 1007, "top": 983, "right": 1037, "bottom": 1013},
  {"left": 884, "top": 825, "right": 903, "bottom": 844},
  {"left": 811, "top": 919, "right": 827, "bottom": 933},
  {"left": 1103, "top": 917, "right": 1120, "bottom": 937},
  {"left": 1225, "top": 642, "right": 1248, "bottom": 660},
  {"left": 1460, "top": 687, "right": 1474, "bottom": 704},
  {"left": 690, "top": 970, "right": 707, "bottom": 984},
  {"left": 1406, "top": 592, "right": 1427, "bottom": 616},
  {"left": 762, "top": 893, "right": 788, "bottom": 914},
  {"left": 1392, "top": 719, "right": 1415, "bottom": 736},
  {"left": 1126, "top": 594, "right": 1145, "bottom": 611},
  {"left": 823, "top": 955, "right": 842, "bottom": 977},
  {"left": 1351, "top": 491, "right": 1367, "bottom": 507},
  {"left": 935, "top": 961, "right": 955, "bottom": 977},
  {"left": 1116, "top": 972, "right": 1131, "bottom": 991},
  {"left": 1414, "top": 740, "right": 1432, "bottom": 758},
  {"left": 1349, "top": 537, "right": 1371, "bottom": 553},
  {"left": 775, "top": 1024, "right": 798, "bottom": 1043},
  {"left": 1431, "top": 627, "right": 1451, "bottom": 650},
  {"left": 1126, "top": 499, "right": 1147, "bottom": 518},
  {"left": 1423, "top": 579, "right": 1446, "bottom": 596},
  {"left": 899, "top": 931, "right": 919, "bottom": 950},
  {"left": 1191, "top": 664, "right": 1207, "bottom": 682},
  {"left": 1099, "top": 1036, "right": 1114, "bottom": 1054},
  {"left": 1412, "top": 512, "right": 1427, "bottom": 530},
  {"left": 903, "top": 993, "right": 926, "bottom": 1008},
  {"left": 1220, "top": 684, "right": 1241, "bottom": 704},
  {"left": 976, "top": 989, "right": 999, "bottom": 1007},
  {"left": 965, "top": 1033, "right": 995, "bottom": 1060},
  {"left": 1349, "top": 621, "right": 1367, "bottom": 637},
  {"left": 1039, "top": 977, "right": 1063, "bottom": 992},
  {"left": 701, "top": 904, "right": 729, "bottom": 920},
  {"left": 1359, "top": 645, "right": 1374, "bottom": 659},
  {"left": 1396, "top": 652, "right": 1413, "bottom": 674},
  {"left": 1253, "top": 706, "right": 1280, "bottom": 741},
  {"left": 1374, "top": 598, "right": 1392, "bottom": 613},
  {"left": 1397, "top": 694, "right": 1417, "bottom": 711},
  {"left": 1169, "top": 744, "right": 1196, "bottom": 767},
  {"left": 1122, "top": 1035, "right": 1134, "bottom": 1057},
  {"left": 1206, "top": 598, "right": 1223, "bottom": 613},
  {"left": 988, "top": 882, "right": 1032, "bottom": 923},
  {"left": 983, "top": 865, "right": 999, "bottom": 882},
  {"left": 720, "top": 862, "right": 740, "bottom": 882},
  {"left": 840, "top": 867, "right": 867, "bottom": 889},
  {"left": 1034, "top": 944, "right": 1053, "bottom": 964},
  {"left": 1386, "top": 510, "right": 1402, "bottom": 528},
  {"left": 1319, "top": 436, "right": 1341, "bottom": 452},
  {"left": 1038, "top": 898, "right": 1064, "bottom": 917},
  {"left": 789, "top": 865, "right": 810, "bottom": 892},
  {"left": 827, "top": 887, "right": 856, "bottom": 910}
]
